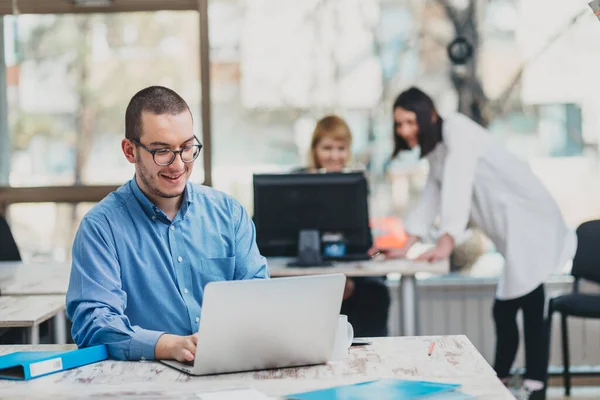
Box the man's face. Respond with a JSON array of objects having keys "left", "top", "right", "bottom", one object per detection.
[{"left": 134, "top": 111, "right": 195, "bottom": 199}]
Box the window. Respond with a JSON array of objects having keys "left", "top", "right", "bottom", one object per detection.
[
  {"left": 4, "top": 11, "right": 202, "bottom": 260},
  {"left": 6, "top": 12, "right": 202, "bottom": 187}
]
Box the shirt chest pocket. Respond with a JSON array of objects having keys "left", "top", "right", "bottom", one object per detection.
[{"left": 192, "top": 256, "right": 236, "bottom": 283}]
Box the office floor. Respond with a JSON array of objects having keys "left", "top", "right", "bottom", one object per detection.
[
  {"left": 546, "top": 375, "right": 600, "bottom": 399},
  {"left": 546, "top": 387, "right": 600, "bottom": 399}
]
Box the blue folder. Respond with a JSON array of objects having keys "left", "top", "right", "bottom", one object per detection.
[
  {"left": 0, "top": 345, "right": 108, "bottom": 380},
  {"left": 286, "top": 379, "right": 461, "bottom": 400}
]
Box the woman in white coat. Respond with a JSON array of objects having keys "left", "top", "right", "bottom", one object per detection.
[{"left": 384, "top": 87, "right": 576, "bottom": 399}]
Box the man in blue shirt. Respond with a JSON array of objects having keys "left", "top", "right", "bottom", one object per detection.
[{"left": 66, "top": 86, "right": 269, "bottom": 362}]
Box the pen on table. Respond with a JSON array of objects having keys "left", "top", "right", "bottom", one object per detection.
[
  {"left": 370, "top": 251, "right": 382, "bottom": 258},
  {"left": 428, "top": 341, "right": 435, "bottom": 356}
]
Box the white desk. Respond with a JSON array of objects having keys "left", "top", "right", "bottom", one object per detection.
[
  {"left": 0, "top": 295, "right": 66, "bottom": 344},
  {"left": 0, "top": 336, "right": 512, "bottom": 399},
  {"left": 269, "top": 257, "right": 449, "bottom": 336},
  {"left": 0, "top": 263, "right": 69, "bottom": 345}
]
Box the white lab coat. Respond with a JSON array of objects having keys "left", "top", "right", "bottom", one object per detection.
[{"left": 404, "top": 113, "right": 577, "bottom": 300}]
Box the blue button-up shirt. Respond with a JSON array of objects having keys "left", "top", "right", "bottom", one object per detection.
[{"left": 66, "top": 177, "right": 269, "bottom": 361}]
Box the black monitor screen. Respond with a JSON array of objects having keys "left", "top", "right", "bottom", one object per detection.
[{"left": 253, "top": 172, "right": 372, "bottom": 259}]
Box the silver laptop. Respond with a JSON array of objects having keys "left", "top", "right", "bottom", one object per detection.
[{"left": 161, "top": 273, "right": 345, "bottom": 375}]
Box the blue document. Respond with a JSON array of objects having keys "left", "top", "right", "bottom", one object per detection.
[
  {"left": 0, "top": 345, "right": 108, "bottom": 380},
  {"left": 286, "top": 379, "right": 461, "bottom": 400}
]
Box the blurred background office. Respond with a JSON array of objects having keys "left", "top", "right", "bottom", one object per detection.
[
  {"left": 2, "top": 0, "right": 600, "bottom": 389},
  {"left": 3, "top": 0, "right": 600, "bottom": 262}
]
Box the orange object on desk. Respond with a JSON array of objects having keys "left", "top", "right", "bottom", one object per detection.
[{"left": 370, "top": 216, "right": 408, "bottom": 249}]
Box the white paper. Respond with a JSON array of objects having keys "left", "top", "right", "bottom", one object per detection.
[{"left": 406, "top": 242, "right": 435, "bottom": 260}]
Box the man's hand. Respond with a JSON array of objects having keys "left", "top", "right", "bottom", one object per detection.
[
  {"left": 415, "top": 234, "right": 454, "bottom": 262},
  {"left": 368, "top": 235, "right": 420, "bottom": 260},
  {"left": 155, "top": 333, "right": 198, "bottom": 362}
]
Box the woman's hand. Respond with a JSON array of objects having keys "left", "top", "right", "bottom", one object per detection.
[
  {"left": 415, "top": 234, "right": 454, "bottom": 262},
  {"left": 368, "top": 235, "right": 420, "bottom": 259}
]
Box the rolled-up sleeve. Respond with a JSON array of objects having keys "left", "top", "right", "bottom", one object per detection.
[
  {"left": 230, "top": 198, "right": 269, "bottom": 280},
  {"left": 66, "top": 217, "right": 164, "bottom": 360}
]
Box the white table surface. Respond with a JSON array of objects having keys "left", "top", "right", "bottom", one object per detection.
[{"left": 0, "top": 336, "right": 512, "bottom": 399}]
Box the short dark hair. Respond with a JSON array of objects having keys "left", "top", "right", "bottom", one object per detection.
[
  {"left": 125, "top": 86, "right": 192, "bottom": 141},
  {"left": 392, "top": 87, "right": 443, "bottom": 159}
]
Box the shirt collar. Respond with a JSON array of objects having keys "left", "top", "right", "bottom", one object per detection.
[
  {"left": 179, "top": 182, "right": 194, "bottom": 218},
  {"left": 130, "top": 176, "right": 194, "bottom": 221}
]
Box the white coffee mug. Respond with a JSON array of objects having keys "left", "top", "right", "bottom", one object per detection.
[{"left": 330, "top": 314, "right": 354, "bottom": 361}]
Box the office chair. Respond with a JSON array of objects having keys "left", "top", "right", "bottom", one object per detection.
[
  {"left": 547, "top": 220, "right": 600, "bottom": 396},
  {"left": 0, "top": 215, "right": 20, "bottom": 262},
  {"left": 0, "top": 214, "right": 22, "bottom": 343}
]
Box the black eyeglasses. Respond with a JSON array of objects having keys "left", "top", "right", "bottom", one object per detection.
[{"left": 131, "top": 136, "right": 203, "bottom": 166}]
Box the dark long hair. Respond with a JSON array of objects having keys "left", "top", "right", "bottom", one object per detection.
[{"left": 392, "top": 87, "right": 443, "bottom": 158}]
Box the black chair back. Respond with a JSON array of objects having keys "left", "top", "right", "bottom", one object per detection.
[
  {"left": 571, "top": 220, "right": 600, "bottom": 285},
  {"left": 0, "top": 215, "right": 21, "bottom": 262}
]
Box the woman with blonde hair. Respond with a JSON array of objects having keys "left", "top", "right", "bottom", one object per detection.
[
  {"left": 307, "top": 115, "right": 354, "bottom": 172},
  {"left": 299, "top": 115, "right": 390, "bottom": 337}
]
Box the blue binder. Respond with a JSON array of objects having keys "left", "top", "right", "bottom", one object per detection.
[
  {"left": 0, "top": 345, "right": 108, "bottom": 380},
  {"left": 286, "top": 379, "right": 461, "bottom": 400}
]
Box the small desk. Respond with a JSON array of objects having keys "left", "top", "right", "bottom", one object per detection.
[
  {"left": 0, "top": 336, "right": 511, "bottom": 399},
  {"left": 0, "top": 295, "right": 66, "bottom": 344},
  {"left": 269, "top": 258, "right": 449, "bottom": 336}
]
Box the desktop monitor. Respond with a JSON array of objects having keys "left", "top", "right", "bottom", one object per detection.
[{"left": 253, "top": 172, "right": 372, "bottom": 266}]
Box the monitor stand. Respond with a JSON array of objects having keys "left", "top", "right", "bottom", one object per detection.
[{"left": 287, "top": 230, "right": 332, "bottom": 267}]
